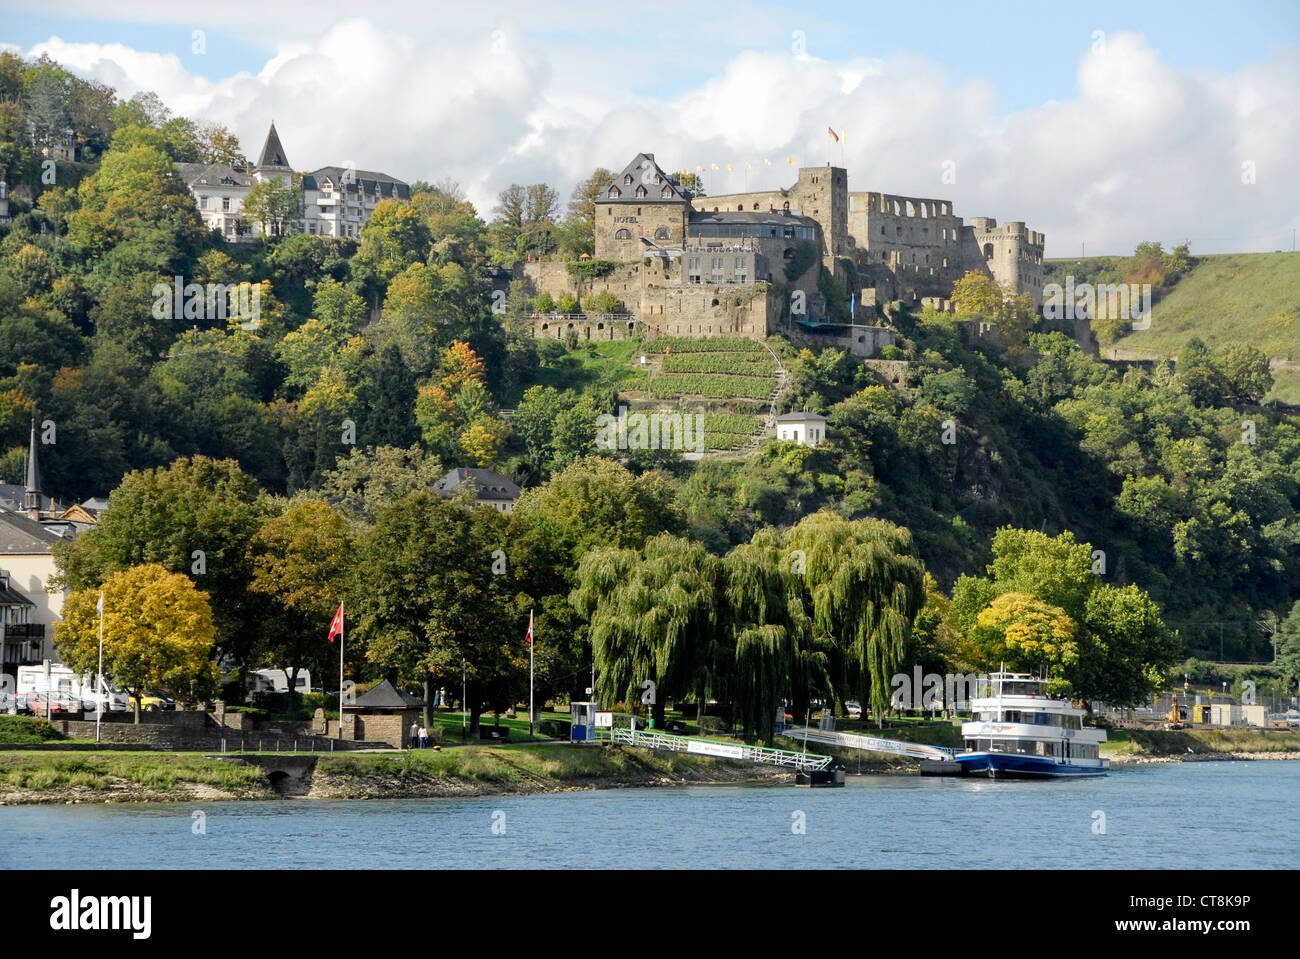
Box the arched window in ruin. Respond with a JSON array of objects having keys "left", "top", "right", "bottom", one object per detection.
[
  {"left": 783, "top": 248, "right": 795, "bottom": 259},
  {"left": 782, "top": 201, "right": 790, "bottom": 211},
  {"left": 615, "top": 229, "right": 632, "bottom": 239},
  {"left": 753, "top": 203, "right": 759, "bottom": 210},
  {"left": 654, "top": 227, "right": 670, "bottom": 239},
  {"left": 711, "top": 298, "right": 719, "bottom": 306},
  {"left": 983, "top": 243, "right": 994, "bottom": 260},
  {"left": 737, "top": 205, "right": 743, "bottom": 211}
]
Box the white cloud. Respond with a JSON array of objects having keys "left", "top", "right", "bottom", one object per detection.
[{"left": 18, "top": 24, "right": 1300, "bottom": 255}]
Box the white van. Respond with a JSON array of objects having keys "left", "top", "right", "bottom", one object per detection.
[
  {"left": 249, "top": 668, "right": 312, "bottom": 695},
  {"left": 14, "top": 663, "right": 128, "bottom": 712}
]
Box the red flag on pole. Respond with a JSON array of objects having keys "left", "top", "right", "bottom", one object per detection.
[
  {"left": 328, "top": 602, "right": 344, "bottom": 643},
  {"left": 525, "top": 609, "right": 534, "bottom": 645}
]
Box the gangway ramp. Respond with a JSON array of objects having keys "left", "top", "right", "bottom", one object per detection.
[
  {"left": 780, "top": 727, "right": 959, "bottom": 761},
  {"left": 610, "top": 727, "right": 833, "bottom": 771}
]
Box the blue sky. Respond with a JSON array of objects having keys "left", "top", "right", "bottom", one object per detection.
[
  {"left": 3, "top": 1, "right": 1298, "bottom": 255},
  {"left": 8, "top": 0, "right": 1298, "bottom": 106}
]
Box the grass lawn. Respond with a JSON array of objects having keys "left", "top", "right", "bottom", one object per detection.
[{"left": 425, "top": 709, "right": 570, "bottom": 745}]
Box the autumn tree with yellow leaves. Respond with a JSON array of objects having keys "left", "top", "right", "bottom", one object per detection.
[{"left": 55, "top": 564, "right": 219, "bottom": 721}]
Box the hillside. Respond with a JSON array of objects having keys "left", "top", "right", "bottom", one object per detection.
[{"left": 1046, "top": 251, "right": 1300, "bottom": 403}]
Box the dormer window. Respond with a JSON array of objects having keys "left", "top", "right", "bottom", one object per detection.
[
  {"left": 635, "top": 185, "right": 646, "bottom": 197},
  {"left": 661, "top": 185, "right": 673, "bottom": 198},
  {"left": 623, "top": 174, "right": 633, "bottom": 185},
  {"left": 608, "top": 186, "right": 621, "bottom": 198},
  {"left": 655, "top": 173, "right": 662, "bottom": 184}
]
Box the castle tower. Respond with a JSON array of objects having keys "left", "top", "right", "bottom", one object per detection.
[
  {"left": 0, "top": 179, "right": 10, "bottom": 227},
  {"left": 594, "top": 152, "right": 690, "bottom": 262}
]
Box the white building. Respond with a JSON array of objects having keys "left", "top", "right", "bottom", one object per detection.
[
  {"left": 178, "top": 123, "right": 408, "bottom": 241},
  {"left": 774, "top": 410, "right": 828, "bottom": 447},
  {"left": 301, "top": 166, "right": 410, "bottom": 239}
]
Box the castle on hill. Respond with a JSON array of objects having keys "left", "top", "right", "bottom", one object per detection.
[{"left": 521, "top": 152, "right": 1044, "bottom": 355}]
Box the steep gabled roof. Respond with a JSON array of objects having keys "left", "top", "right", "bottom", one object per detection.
[
  {"left": 600, "top": 153, "right": 690, "bottom": 204},
  {"left": 433, "top": 468, "right": 521, "bottom": 502},
  {"left": 256, "top": 122, "right": 292, "bottom": 170},
  {"left": 351, "top": 679, "right": 425, "bottom": 709},
  {"left": 0, "top": 507, "right": 69, "bottom": 554}
]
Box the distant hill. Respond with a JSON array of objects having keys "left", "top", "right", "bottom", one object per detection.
[{"left": 1045, "top": 251, "right": 1300, "bottom": 403}]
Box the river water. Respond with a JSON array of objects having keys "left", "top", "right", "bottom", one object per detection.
[{"left": 2, "top": 760, "right": 1297, "bottom": 869}]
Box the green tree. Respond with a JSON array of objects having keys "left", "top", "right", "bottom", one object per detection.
[
  {"left": 249, "top": 499, "right": 354, "bottom": 708},
  {"left": 355, "top": 489, "right": 517, "bottom": 730},
  {"left": 53, "top": 457, "right": 269, "bottom": 667}
]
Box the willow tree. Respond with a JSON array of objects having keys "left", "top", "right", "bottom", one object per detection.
[
  {"left": 723, "top": 528, "right": 819, "bottom": 742},
  {"left": 784, "top": 512, "right": 926, "bottom": 720},
  {"left": 571, "top": 534, "right": 722, "bottom": 728}
]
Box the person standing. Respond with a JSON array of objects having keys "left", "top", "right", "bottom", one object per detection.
[
  {"left": 418, "top": 724, "right": 428, "bottom": 749},
  {"left": 409, "top": 719, "right": 419, "bottom": 750}
]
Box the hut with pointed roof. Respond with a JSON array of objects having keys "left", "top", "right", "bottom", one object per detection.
[{"left": 340, "top": 679, "right": 426, "bottom": 748}]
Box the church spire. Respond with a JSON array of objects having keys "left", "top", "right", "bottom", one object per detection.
[{"left": 24, "top": 418, "right": 41, "bottom": 517}]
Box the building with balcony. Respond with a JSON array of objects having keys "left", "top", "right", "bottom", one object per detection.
[{"left": 178, "top": 122, "right": 409, "bottom": 241}]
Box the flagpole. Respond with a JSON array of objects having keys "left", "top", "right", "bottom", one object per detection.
[
  {"left": 528, "top": 608, "right": 535, "bottom": 739},
  {"left": 338, "top": 601, "right": 344, "bottom": 740},
  {"left": 96, "top": 591, "right": 103, "bottom": 744}
]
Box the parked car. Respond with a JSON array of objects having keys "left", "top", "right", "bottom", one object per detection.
[
  {"left": 845, "top": 701, "right": 863, "bottom": 718},
  {"left": 138, "top": 692, "right": 175, "bottom": 711}
]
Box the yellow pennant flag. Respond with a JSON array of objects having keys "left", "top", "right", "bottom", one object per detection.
[
  {"left": 744, "top": 161, "right": 751, "bottom": 169},
  {"left": 711, "top": 163, "right": 720, "bottom": 170},
  {"left": 786, "top": 157, "right": 794, "bottom": 165},
  {"left": 696, "top": 165, "right": 704, "bottom": 172},
  {"left": 764, "top": 158, "right": 771, "bottom": 166},
  {"left": 726, "top": 164, "right": 734, "bottom": 172}
]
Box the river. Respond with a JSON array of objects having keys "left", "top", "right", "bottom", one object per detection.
[{"left": 3, "top": 760, "right": 1297, "bottom": 869}]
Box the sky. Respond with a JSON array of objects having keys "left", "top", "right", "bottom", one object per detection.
[{"left": 3, "top": 0, "right": 1299, "bottom": 257}]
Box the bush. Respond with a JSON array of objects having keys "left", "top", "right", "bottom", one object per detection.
[
  {"left": 555, "top": 293, "right": 580, "bottom": 314},
  {"left": 566, "top": 259, "right": 617, "bottom": 279},
  {"left": 533, "top": 291, "right": 556, "bottom": 313},
  {"left": 878, "top": 344, "right": 903, "bottom": 360},
  {"left": 583, "top": 290, "right": 623, "bottom": 315},
  {"left": 0, "top": 715, "right": 66, "bottom": 743},
  {"left": 538, "top": 719, "right": 571, "bottom": 738}
]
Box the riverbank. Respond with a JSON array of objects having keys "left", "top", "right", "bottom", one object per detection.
[
  {"left": 1102, "top": 727, "right": 1300, "bottom": 764},
  {"left": 0, "top": 744, "right": 787, "bottom": 806}
]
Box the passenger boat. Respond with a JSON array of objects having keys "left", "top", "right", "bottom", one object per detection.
[{"left": 955, "top": 672, "right": 1109, "bottom": 778}]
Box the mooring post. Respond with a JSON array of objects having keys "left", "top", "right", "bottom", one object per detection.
[{"left": 293, "top": 738, "right": 297, "bottom": 753}]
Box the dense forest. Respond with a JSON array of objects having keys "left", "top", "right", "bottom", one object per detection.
[{"left": 3, "top": 54, "right": 1298, "bottom": 729}]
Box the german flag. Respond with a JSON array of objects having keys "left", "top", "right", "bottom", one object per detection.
[{"left": 827, "top": 127, "right": 840, "bottom": 143}]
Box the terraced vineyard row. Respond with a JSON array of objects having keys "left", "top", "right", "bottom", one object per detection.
[
  {"left": 702, "top": 413, "right": 764, "bottom": 450},
  {"left": 643, "top": 336, "right": 767, "bottom": 353},
  {"left": 649, "top": 374, "right": 775, "bottom": 400},
  {"left": 661, "top": 353, "right": 776, "bottom": 375}
]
